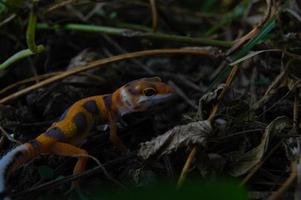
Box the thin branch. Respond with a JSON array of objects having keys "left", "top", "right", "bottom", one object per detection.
[
  {"left": 177, "top": 147, "right": 197, "bottom": 187},
  {"left": 267, "top": 161, "right": 297, "bottom": 200},
  {"left": 149, "top": 0, "right": 158, "bottom": 32},
  {"left": 168, "top": 81, "right": 198, "bottom": 110},
  {"left": 75, "top": 153, "right": 126, "bottom": 189},
  {"left": 0, "top": 49, "right": 36, "bottom": 71},
  {"left": 37, "top": 23, "right": 233, "bottom": 48},
  {"left": 0, "top": 14, "right": 16, "bottom": 27},
  {"left": 12, "top": 153, "right": 135, "bottom": 198},
  {"left": 0, "top": 125, "right": 22, "bottom": 145},
  {"left": 177, "top": 64, "right": 239, "bottom": 187},
  {"left": 26, "top": 6, "right": 45, "bottom": 54},
  {"left": 240, "top": 140, "right": 283, "bottom": 185},
  {"left": 294, "top": 88, "right": 299, "bottom": 131},
  {"left": 0, "top": 72, "right": 59, "bottom": 95},
  {"left": 0, "top": 48, "right": 219, "bottom": 105}
]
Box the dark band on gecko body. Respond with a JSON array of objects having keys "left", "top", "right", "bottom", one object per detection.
[
  {"left": 103, "top": 95, "right": 112, "bottom": 110},
  {"left": 29, "top": 139, "right": 41, "bottom": 150},
  {"left": 45, "top": 127, "right": 66, "bottom": 141},
  {"left": 72, "top": 112, "right": 87, "bottom": 133},
  {"left": 82, "top": 100, "right": 99, "bottom": 115}
]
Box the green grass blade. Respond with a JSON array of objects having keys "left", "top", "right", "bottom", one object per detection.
[
  {"left": 231, "top": 16, "right": 276, "bottom": 60},
  {"left": 207, "top": 16, "right": 276, "bottom": 91}
]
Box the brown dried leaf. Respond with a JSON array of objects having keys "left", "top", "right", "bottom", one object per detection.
[
  {"left": 228, "top": 116, "right": 290, "bottom": 177},
  {"left": 197, "top": 84, "right": 242, "bottom": 120},
  {"left": 138, "top": 120, "right": 212, "bottom": 160}
]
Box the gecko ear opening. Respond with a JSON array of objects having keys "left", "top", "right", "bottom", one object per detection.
[{"left": 145, "top": 76, "right": 162, "bottom": 82}]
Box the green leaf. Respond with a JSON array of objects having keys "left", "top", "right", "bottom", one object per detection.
[
  {"left": 207, "top": 16, "right": 276, "bottom": 92},
  {"left": 97, "top": 181, "right": 248, "bottom": 200},
  {"left": 231, "top": 16, "right": 276, "bottom": 61},
  {"left": 229, "top": 49, "right": 281, "bottom": 66}
]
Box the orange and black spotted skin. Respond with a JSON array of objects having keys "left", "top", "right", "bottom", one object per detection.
[
  {"left": 36, "top": 95, "right": 110, "bottom": 151},
  {"left": 0, "top": 77, "right": 175, "bottom": 200}
]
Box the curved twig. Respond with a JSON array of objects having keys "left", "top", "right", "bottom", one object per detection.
[
  {"left": 177, "top": 65, "right": 239, "bottom": 187},
  {"left": 149, "top": 0, "right": 158, "bottom": 32},
  {"left": 11, "top": 153, "right": 135, "bottom": 198},
  {"left": 0, "top": 48, "right": 220, "bottom": 105}
]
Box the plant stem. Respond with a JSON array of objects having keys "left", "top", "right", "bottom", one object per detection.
[
  {"left": 26, "top": 6, "right": 45, "bottom": 53},
  {"left": 0, "top": 4, "right": 45, "bottom": 71},
  {"left": 0, "top": 49, "right": 34, "bottom": 71},
  {"left": 36, "top": 23, "right": 233, "bottom": 48},
  {"left": 0, "top": 48, "right": 218, "bottom": 104}
]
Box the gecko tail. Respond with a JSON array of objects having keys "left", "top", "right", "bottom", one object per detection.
[{"left": 0, "top": 141, "right": 40, "bottom": 199}]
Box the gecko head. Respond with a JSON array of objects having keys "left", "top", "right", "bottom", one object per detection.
[{"left": 113, "top": 77, "right": 176, "bottom": 116}]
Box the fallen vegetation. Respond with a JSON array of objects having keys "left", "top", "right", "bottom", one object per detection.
[{"left": 0, "top": 0, "right": 301, "bottom": 200}]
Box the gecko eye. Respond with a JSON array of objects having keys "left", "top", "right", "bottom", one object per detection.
[{"left": 143, "top": 88, "right": 157, "bottom": 96}]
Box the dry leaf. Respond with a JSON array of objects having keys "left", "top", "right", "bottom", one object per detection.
[
  {"left": 228, "top": 116, "right": 290, "bottom": 177},
  {"left": 198, "top": 84, "right": 242, "bottom": 120},
  {"left": 138, "top": 120, "right": 212, "bottom": 160}
]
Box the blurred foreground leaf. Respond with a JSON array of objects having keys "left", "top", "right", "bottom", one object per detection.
[{"left": 99, "top": 181, "right": 248, "bottom": 200}]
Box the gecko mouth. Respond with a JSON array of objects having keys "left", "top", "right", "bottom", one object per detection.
[
  {"left": 145, "top": 93, "right": 177, "bottom": 109},
  {"left": 137, "top": 93, "right": 176, "bottom": 106},
  {"left": 119, "top": 92, "right": 176, "bottom": 117},
  {"left": 150, "top": 93, "right": 177, "bottom": 105}
]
